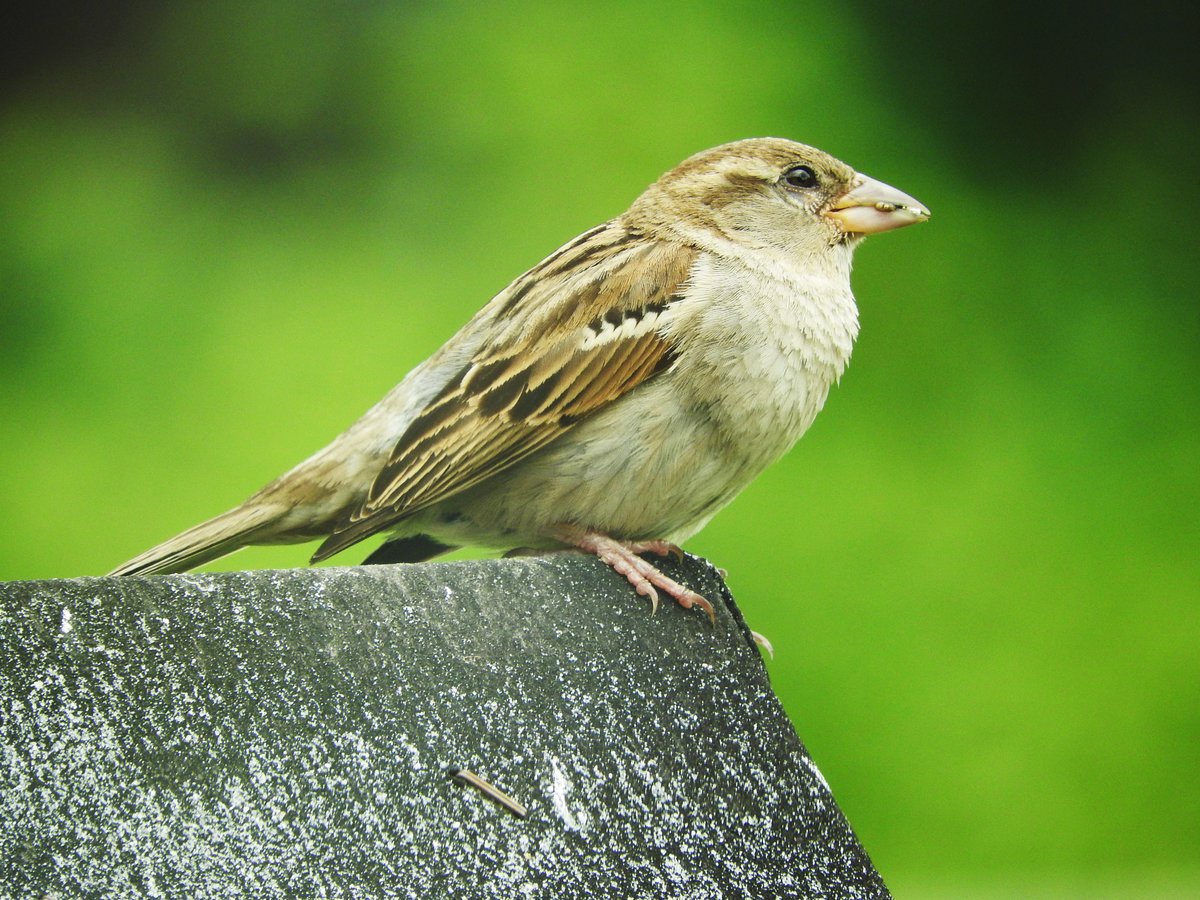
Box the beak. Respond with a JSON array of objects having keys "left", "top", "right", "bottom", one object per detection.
[{"left": 824, "top": 174, "right": 930, "bottom": 234}]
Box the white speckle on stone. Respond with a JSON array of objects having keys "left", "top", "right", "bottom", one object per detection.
[
  {"left": 548, "top": 756, "right": 587, "bottom": 833},
  {"left": 802, "top": 754, "right": 832, "bottom": 794},
  {"left": 2, "top": 554, "right": 886, "bottom": 897},
  {"left": 663, "top": 853, "right": 687, "bottom": 884}
]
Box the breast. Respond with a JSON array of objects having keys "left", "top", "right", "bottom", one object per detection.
[
  {"left": 418, "top": 249, "right": 862, "bottom": 547},
  {"left": 662, "top": 252, "right": 860, "bottom": 471}
]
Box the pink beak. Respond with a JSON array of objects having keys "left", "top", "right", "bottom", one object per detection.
[{"left": 824, "top": 174, "right": 930, "bottom": 234}]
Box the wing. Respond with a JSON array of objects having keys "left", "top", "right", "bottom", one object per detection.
[{"left": 311, "top": 225, "right": 697, "bottom": 562}]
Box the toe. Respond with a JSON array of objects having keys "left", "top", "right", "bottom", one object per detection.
[{"left": 553, "top": 526, "right": 713, "bottom": 622}]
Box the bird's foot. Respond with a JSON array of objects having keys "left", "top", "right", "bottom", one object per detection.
[
  {"left": 750, "top": 630, "right": 775, "bottom": 658},
  {"left": 622, "top": 538, "right": 686, "bottom": 561},
  {"left": 553, "top": 527, "right": 715, "bottom": 623}
]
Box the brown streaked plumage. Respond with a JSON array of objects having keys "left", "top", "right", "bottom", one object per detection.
[
  {"left": 317, "top": 241, "right": 694, "bottom": 562},
  {"left": 112, "top": 138, "right": 930, "bottom": 618}
]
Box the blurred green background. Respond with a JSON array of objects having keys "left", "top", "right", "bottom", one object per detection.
[{"left": 2, "top": 1, "right": 1196, "bottom": 895}]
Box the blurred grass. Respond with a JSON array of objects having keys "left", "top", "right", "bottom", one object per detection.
[{"left": 1, "top": 1, "right": 1197, "bottom": 895}]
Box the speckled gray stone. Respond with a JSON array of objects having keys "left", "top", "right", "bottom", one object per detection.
[{"left": 0, "top": 554, "right": 889, "bottom": 899}]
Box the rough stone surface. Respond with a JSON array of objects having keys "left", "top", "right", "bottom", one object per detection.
[{"left": 0, "top": 554, "right": 889, "bottom": 899}]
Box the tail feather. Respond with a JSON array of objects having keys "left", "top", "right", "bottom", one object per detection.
[
  {"left": 309, "top": 514, "right": 386, "bottom": 564},
  {"left": 109, "top": 505, "right": 283, "bottom": 576}
]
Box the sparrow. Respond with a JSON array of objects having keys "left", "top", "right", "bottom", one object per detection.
[{"left": 111, "top": 138, "right": 929, "bottom": 620}]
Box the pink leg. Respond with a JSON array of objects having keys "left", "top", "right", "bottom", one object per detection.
[
  {"left": 553, "top": 526, "right": 715, "bottom": 623},
  {"left": 623, "top": 539, "right": 685, "bottom": 561}
]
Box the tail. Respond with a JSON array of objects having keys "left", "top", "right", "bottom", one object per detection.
[
  {"left": 109, "top": 504, "right": 285, "bottom": 576},
  {"left": 309, "top": 513, "right": 386, "bottom": 564}
]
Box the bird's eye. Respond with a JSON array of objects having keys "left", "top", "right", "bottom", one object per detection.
[{"left": 782, "top": 165, "right": 818, "bottom": 189}]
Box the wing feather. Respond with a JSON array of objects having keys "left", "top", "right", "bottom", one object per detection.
[{"left": 311, "top": 228, "right": 697, "bottom": 562}]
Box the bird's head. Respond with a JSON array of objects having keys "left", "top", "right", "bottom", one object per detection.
[{"left": 628, "top": 137, "right": 930, "bottom": 261}]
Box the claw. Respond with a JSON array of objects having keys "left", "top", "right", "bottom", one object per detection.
[
  {"left": 750, "top": 630, "right": 774, "bottom": 658},
  {"left": 554, "top": 526, "right": 713, "bottom": 622},
  {"left": 691, "top": 593, "right": 717, "bottom": 625},
  {"left": 637, "top": 581, "right": 660, "bottom": 616}
]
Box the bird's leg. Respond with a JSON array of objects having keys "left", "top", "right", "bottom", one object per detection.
[
  {"left": 621, "top": 539, "right": 686, "bottom": 561},
  {"left": 551, "top": 526, "right": 715, "bottom": 623}
]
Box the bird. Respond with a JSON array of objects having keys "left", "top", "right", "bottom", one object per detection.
[{"left": 111, "top": 137, "right": 930, "bottom": 620}]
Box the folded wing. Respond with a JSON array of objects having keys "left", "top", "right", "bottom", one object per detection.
[{"left": 312, "top": 228, "right": 696, "bottom": 562}]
